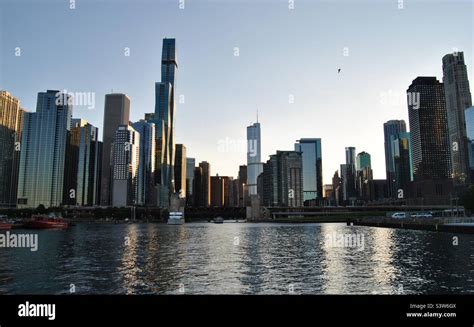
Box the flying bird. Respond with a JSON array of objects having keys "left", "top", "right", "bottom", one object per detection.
[{"left": 338, "top": 68, "right": 341, "bottom": 73}]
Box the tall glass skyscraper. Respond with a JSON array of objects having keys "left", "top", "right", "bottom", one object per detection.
[
  {"left": 442, "top": 52, "right": 472, "bottom": 184},
  {"left": 153, "top": 38, "right": 178, "bottom": 204},
  {"left": 132, "top": 120, "right": 156, "bottom": 206},
  {"left": 407, "top": 77, "right": 451, "bottom": 181},
  {"left": 100, "top": 93, "right": 130, "bottom": 206},
  {"left": 17, "top": 90, "right": 72, "bottom": 208},
  {"left": 294, "top": 138, "right": 322, "bottom": 205},
  {"left": 390, "top": 132, "right": 413, "bottom": 196},
  {"left": 247, "top": 122, "right": 263, "bottom": 196},
  {"left": 383, "top": 120, "right": 407, "bottom": 197}
]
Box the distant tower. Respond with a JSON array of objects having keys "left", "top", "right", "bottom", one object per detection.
[
  {"left": 247, "top": 122, "right": 263, "bottom": 195},
  {"left": 442, "top": 52, "right": 472, "bottom": 184}
]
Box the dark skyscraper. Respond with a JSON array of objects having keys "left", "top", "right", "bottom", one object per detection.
[
  {"left": 186, "top": 157, "right": 195, "bottom": 206},
  {"left": 407, "top": 77, "right": 451, "bottom": 181},
  {"left": 383, "top": 120, "right": 407, "bottom": 197},
  {"left": 442, "top": 52, "right": 472, "bottom": 184},
  {"left": 66, "top": 119, "right": 102, "bottom": 206},
  {"left": 341, "top": 147, "right": 357, "bottom": 201},
  {"left": 391, "top": 132, "right": 413, "bottom": 198},
  {"left": 199, "top": 161, "right": 210, "bottom": 207},
  {"left": 267, "top": 151, "right": 303, "bottom": 207},
  {"left": 192, "top": 166, "right": 202, "bottom": 207},
  {"left": 294, "top": 138, "right": 323, "bottom": 205},
  {"left": 100, "top": 93, "right": 130, "bottom": 206},
  {"left": 210, "top": 175, "right": 224, "bottom": 207},
  {"left": 174, "top": 144, "right": 186, "bottom": 198}
]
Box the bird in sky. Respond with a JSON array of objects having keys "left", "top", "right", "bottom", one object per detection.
[{"left": 338, "top": 68, "right": 341, "bottom": 73}]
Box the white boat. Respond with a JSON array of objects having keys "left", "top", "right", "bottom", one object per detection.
[{"left": 168, "top": 211, "right": 184, "bottom": 225}]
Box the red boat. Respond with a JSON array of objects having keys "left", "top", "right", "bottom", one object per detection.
[
  {"left": 0, "top": 222, "right": 12, "bottom": 230},
  {"left": 24, "top": 215, "right": 69, "bottom": 229}
]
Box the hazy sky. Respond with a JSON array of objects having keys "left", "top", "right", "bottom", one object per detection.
[{"left": 1, "top": 0, "right": 473, "bottom": 184}]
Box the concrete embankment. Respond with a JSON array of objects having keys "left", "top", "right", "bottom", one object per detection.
[{"left": 350, "top": 218, "right": 474, "bottom": 234}]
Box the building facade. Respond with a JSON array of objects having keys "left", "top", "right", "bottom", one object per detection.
[
  {"left": 442, "top": 52, "right": 472, "bottom": 184},
  {"left": 0, "top": 91, "right": 24, "bottom": 207},
  {"left": 17, "top": 90, "right": 72, "bottom": 208},
  {"left": 294, "top": 138, "right": 323, "bottom": 205},
  {"left": 247, "top": 122, "right": 263, "bottom": 196},
  {"left": 100, "top": 93, "right": 130, "bottom": 206},
  {"left": 111, "top": 125, "right": 140, "bottom": 207},
  {"left": 132, "top": 120, "right": 156, "bottom": 206}
]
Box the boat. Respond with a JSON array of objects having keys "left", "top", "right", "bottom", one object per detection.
[
  {"left": 0, "top": 222, "right": 12, "bottom": 230},
  {"left": 23, "top": 215, "right": 69, "bottom": 229},
  {"left": 168, "top": 212, "right": 184, "bottom": 225},
  {"left": 214, "top": 217, "right": 224, "bottom": 224}
]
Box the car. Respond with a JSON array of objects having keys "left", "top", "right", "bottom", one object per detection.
[
  {"left": 391, "top": 212, "right": 407, "bottom": 219},
  {"left": 411, "top": 212, "right": 433, "bottom": 219}
]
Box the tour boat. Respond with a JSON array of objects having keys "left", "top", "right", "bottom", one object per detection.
[
  {"left": 0, "top": 222, "right": 12, "bottom": 230},
  {"left": 24, "top": 215, "right": 69, "bottom": 229},
  {"left": 168, "top": 212, "right": 184, "bottom": 225},
  {"left": 214, "top": 217, "right": 224, "bottom": 224}
]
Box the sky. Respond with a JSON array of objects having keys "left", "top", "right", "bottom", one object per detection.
[{"left": 1, "top": 0, "right": 473, "bottom": 184}]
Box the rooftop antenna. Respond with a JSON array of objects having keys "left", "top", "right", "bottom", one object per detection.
[{"left": 256, "top": 108, "right": 259, "bottom": 123}]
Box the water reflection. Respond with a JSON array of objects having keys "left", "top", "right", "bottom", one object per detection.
[{"left": 0, "top": 223, "right": 472, "bottom": 294}]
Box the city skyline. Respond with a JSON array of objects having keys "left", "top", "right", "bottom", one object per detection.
[{"left": 1, "top": 0, "right": 472, "bottom": 185}]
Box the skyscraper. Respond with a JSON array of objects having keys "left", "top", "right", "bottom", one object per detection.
[
  {"left": 442, "top": 52, "right": 472, "bottom": 184},
  {"left": 294, "top": 138, "right": 323, "bottom": 206},
  {"left": 174, "top": 144, "right": 187, "bottom": 199},
  {"left": 210, "top": 175, "right": 224, "bottom": 207},
  {"left": 65, "top": 119, "right": 102, "bottom": 206},
  {"left": 355, "top": 151, "right": 373, "bottom": 200},
  {"left": 383, "top": 120, "right": 407, "bottom": 197},
  {"left": 193, "top": 166, "right": 203, "bottom": 207},
  {"left": 247, "top": 122, "right": 263, "bottom": 195},
  {"left": 186, "top": 157, "right": 195, "bottom": 206},
  {"left": 465, "top": 107, "right": 474, "bottom": 182},
  {"left": 407, "top": 77, "right": 451, "bottom": 181},
  {"left": 267, "top": 151, "right": 303, "bottom": 207},
  {"left": 0, "top": 91, "right": 24, "bottom": 207},
  {"left": 153, "top": 38, "right": 178, "bottom": 202},
  {"left": 132, "top": 120, "right": 156, "bottom": 206},
  {"left": 100, "top": 93, "right": 130, "bottom": 206},
  {"left": 17, "top": 90, "right": 72, "bottom": 208},
  {"left": 238, "top": 165, "right": 248, "bottom": 206},
  {"left": 390, "top": 132, "right": 412, "bottom": 198},
  {"left": 341, "top": 147, "right": 357, "bottom": 201},
  {"left": 111, "top": 125, "right": 140, "bottom": 207},
  {"left": 199, "top": 161, "right": 210, "bottom": 207}
]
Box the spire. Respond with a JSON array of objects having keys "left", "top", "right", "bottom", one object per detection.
[{"left": 256, "top": 108, "right": 259, "bottom": 123}]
